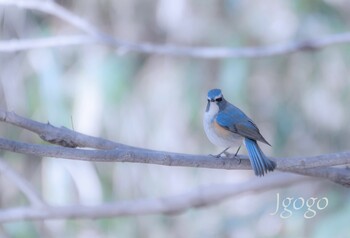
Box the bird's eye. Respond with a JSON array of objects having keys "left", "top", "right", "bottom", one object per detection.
[{"left": 215, "top": 97, "right": 222, "bottom": 102}]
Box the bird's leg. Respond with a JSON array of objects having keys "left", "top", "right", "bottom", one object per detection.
[
  {"left": 234, "top": 145, "right": 242, "bottom": 156},
  {"left": 210, "top": 147, "right": 230, "bottom": 158},
  {"left": 234, "top": 145, "right": 242, "bottom": 164}
]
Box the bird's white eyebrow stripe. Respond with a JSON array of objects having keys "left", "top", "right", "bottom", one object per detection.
[{"left": 208, "top": 95, "right": 222, "bottom": 100}]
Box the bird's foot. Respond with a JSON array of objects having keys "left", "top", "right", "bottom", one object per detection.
[
  {"left": 209, "top": 153, "right": 222, "bottom": 158},
  {"left": 235, "top": 156, "right": 242, "bottom": 165},
  {"left": 209, "top": 147, "right": 231, "bottom": 158},
  {"left": 225, "top": 153, "right": 242, "bottom": 164},
  {"left": 210, "top": 151, "right": 241, "bottom": 164}
]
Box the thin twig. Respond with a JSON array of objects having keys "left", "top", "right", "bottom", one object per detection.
[
  {"left": 0, "top": 173, "right": 306, "bottom": 222},
  {"left": 1, "top": 33, "right": 350, "bottom": 58},
  {"left": 0, "top": 159, "right": 46, "bottom": 207},
  {"left": 1, "top": 0, "right": 350, "bottom": 57}
]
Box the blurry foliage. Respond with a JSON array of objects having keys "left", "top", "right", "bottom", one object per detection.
[{"left": 1, "top": 0, "right": 350, "bottom": 237}]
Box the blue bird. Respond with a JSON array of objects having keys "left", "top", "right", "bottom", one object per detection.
[{"left": 203, "top": 88, "right": 276, "bottom": 176}]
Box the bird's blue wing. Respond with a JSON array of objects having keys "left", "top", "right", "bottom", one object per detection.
[{"left": 216, "top": 106, "right": 270, "bottom": 145}]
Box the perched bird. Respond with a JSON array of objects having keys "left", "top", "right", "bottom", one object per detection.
[{"left": 203, "top": 88, "right": 276, "bottom": 176}]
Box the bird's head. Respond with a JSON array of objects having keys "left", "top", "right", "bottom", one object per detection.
[{"left": 206, "top": 88, "right": 225, "bottom": 113}]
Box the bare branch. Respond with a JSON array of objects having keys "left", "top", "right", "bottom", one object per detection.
[
  {"left": 280, "top": 167, "right": 350, "bottom": 187},
  {"left": 0, "top": 174, "right": 305, "bottom": 222},
  {"left": 0, "top": 110, "right": 350, "bottom": 186},
  {"left": 0, "top": 136, "right": 349, "bottom": 175},
  {"left": 0, "top": 137, "right": 252, "bottom": 169},
  {"left": 1, "top": 110, "right": 350, "bottom": 169},
  {"left": 1, "top": 33, "right": 350, "bottom": 58},
  {"left": 0, "top": 110, "right": 127, "bottom": 150},
  {"left": 0, "top": 159, "right": 45, "bottom": 207},
  {"left": 1, "top": 0, "right": 350, "bottom": 57}
]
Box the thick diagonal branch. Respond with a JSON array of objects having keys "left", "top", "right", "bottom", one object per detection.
[{"left": 0, "top": 109, "right": 350, "bottom": 186}]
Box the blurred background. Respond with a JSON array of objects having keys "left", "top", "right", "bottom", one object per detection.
[{"left": 1, "top": 0, "right": 350, "bottom": 237}]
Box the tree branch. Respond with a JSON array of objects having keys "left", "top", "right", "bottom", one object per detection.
[
  {"left": 280, "top": 167, "right": 350, "bottom": 187},
  {"left": 0, "top": 110, "right": 349, "bottom": 186},
  {"left": 1, "top": 0, "right": 350, "bottom": 58},
  {"left": 0, "top": 110, "right": 126, "bottom": 150},
  {"left": 0, "top": 173, "right": 305, "bottom": 222},
  {"left": 0, "top": 136, "right": 349, "bottom": 178}
]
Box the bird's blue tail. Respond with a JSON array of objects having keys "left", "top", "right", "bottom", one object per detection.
[{"left": 244, "top": 138, "right": 276, "bottom": 176}]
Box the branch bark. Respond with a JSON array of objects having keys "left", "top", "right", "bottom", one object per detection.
[{"left": 0, "top": 110, "right": 350, "bottom": 186}]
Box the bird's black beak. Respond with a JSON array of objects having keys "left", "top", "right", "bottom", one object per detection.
[{"left": 206, "top": 100, "right": 210, "bottom": 112}]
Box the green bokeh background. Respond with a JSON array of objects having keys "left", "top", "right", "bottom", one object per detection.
[{"left": 1, "top": 0, "right": 350, "bottom": 237}]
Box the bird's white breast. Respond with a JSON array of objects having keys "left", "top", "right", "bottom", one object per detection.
[{"left": 203, "top": 102, "right": 242, "bottom": 148}]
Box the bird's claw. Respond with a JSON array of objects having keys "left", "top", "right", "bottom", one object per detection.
[
  {"left": 209, "top": 153, "right": 222, "bottom": 158},
  {"left": 225, "top": 153, "right": 242, "bottom": 164},
  {"left": 209, "top": 152, "right": 241, "bottom": 165},
  {"left": 235, "top": 156, "right": 242, "bottom": 165}
]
